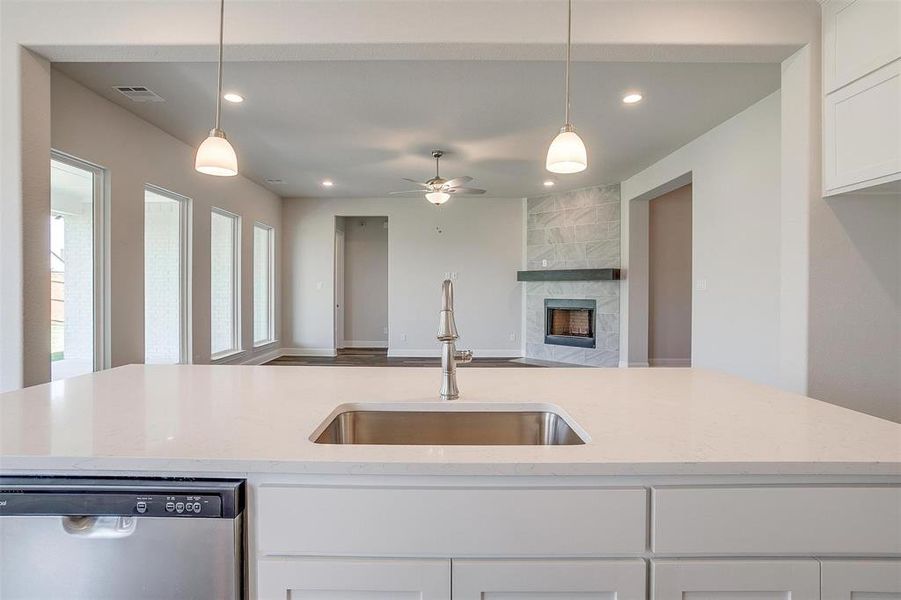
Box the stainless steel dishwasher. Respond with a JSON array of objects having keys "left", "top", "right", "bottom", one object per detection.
[{"left": 0, "top": 477, "right": 245, "bottom": 600}]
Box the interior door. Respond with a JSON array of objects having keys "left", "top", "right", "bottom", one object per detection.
[
  {"left": 653, "top": 559, "right": 820, "bottom": 600},
  {"left": 334, "top": 227, "right": 345, "bottom": 349},
  {"left": 452, "top": 559, "right": 646, "bottom": 599}
]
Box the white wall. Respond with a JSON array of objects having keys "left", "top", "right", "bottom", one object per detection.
[
  {"left": 808, "top": 193, "right": 901, "bottom": 423},
  {"left": 282, "top": 196, "right": 523, "bottom": 356},
  {"left": 342, "top": 216, "right": 389, "bottom": 347},
  {"left": 622, "top": 91, "right": 784, "bottom": 388},
  {"left": 50, "top": 69, "right": 281, "bottom": 369}
]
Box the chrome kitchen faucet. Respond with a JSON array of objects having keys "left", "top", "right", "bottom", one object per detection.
[{"left": 437, "top": 279, "right": 472, "bottom": 400}]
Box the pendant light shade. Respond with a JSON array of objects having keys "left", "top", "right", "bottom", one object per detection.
[
  {"left": 546, "top": 0, "right": 587, "bottom": 174},
  {"left": 546, "top": 125, "right": 587, "bottom": 174},
  {"left": 196, "top": 129, "right": 238, "bottom": 176},
  {"left": 195, "top": 0, "right": 238, "bottom": 177},
  {"left": 425, "top": 191, "right": 451, "bottom": 205}
]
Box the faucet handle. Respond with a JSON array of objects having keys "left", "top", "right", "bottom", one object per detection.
[{"left": 455, "top": 349, "right": 473, "bottom": 363}]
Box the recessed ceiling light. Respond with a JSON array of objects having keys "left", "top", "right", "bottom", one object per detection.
[
  {"left": 622, "top": 93, "right": 643, "bottom": 104},
  {"left": 543, "top": 180, "right": 556, "bottom": 187},
  {"left": 321, "top": 180, "right": 334, "bottom": 187},
  {"left": 223, "top": 92, "right": 244, "bottom": 103}
]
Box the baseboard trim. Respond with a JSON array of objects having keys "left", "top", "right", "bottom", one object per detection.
[
  {"left": 342, "top": 340, "right": 389, "bottom": 349},
  {"left": 240, "top": 348, "right": 284, "bottom": 365},
  {"left": 280, "top": 347, "right": 337, "bottom": 357},
  {"left": 649, "top": 358, "right": 691, "bottom": 367},
  {"left": 387, "top": 349, "right": 523, "bottom": 358},
  {"left": 624, "top": 361, "right": 650, "bottom": 368}
]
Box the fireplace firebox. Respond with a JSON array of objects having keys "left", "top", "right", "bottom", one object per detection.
[{"left": 544, "top": 299, "right": 596, "bottom": 349}]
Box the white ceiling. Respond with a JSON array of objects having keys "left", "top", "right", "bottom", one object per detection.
[{"left": 55, "top": 60, "right": 780, "bottom": 198}]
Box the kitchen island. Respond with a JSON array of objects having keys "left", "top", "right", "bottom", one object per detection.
[{"left": 2, "top": 365, "right": 900, "bottom": 598}]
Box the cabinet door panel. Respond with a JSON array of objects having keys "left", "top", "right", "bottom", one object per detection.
[
  {"left": 652, "top": 560, "right": 819, "bottom": 600},
  {"left": 257, "top": 558, "right": 451, "bottom": 600},
  {"left": 452, "top": 559, "right": 645, "bottom": 600},
  {"left": 822, "top": 560, "right": 901, "bottom": 600},
  {"left": 824, "top": 0, "right": 901, "bottom": 92}
]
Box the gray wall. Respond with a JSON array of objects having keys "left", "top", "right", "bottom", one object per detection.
[
  {"left": 50, "top": 69, "right": 282, "bottom": 369},
  {"left": 524, "top": 185, "right": 621, "bottom": 367},
  {"left": 809, "top": 192, "right": 901, "bottom": 422},
  {"left": 343, "top": 216, "right": 389, "bottom": 346},
  {"left": 649, "top": 184, "right": 692, "bottom": 366}
]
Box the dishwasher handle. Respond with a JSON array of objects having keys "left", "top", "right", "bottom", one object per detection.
[{"left": 61, "top": 515, "right": 137, "bottom": 539}]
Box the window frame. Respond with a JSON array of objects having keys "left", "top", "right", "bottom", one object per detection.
[
  {"left": 252, "top": 222, "right": 277, "bottom": 348},
  {"left": 209, "top": 207, "right": 242, "bottom": 362},
  {"left": 49, "top": 149, "right": 109, "bottom": 376},
  {"left": 143, "top": 184, "right": 193, "bottom": 364}
]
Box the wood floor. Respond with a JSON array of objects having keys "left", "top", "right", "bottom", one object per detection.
[{"left": 264, "top": 348, "right": 547, "bottom": 368}]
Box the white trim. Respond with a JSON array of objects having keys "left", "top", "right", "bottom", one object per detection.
[
  {"left": 50, "top": 150, "right": 109, "bottom": 375},
  {"left": 387, "top": 349, "right": 523, "bottom": 358},
  {"left": 144, "top": 184, "right": 193, "bottom": 365},
  {"left": 624, "top": 361, "right": 650, "bottom": 368},
  {"left": 210, "top": 207, "right": 242, "bottom": 359},
  {"left": 252, "top": 221, "right": 276, "bottom": 348},
  {"left": 280, "top": 347, "right": 337, "bottom": 357},
  {"left": 342, "top": 340, "right": 389, "bottom": 349},
  {"left": 649, "top": 358, "right": 691, "bottom": 367},
  {"left": 240, "top": 347, "right": 283, "bottom": 365}
]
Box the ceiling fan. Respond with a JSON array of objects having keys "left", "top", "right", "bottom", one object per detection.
[{"left": 390, "top": 150, "right": 486, "bottom": 205}]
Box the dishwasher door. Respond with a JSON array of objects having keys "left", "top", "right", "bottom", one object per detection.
[{"left": 0, "top": 478, "right": 244, "bottom": 600}]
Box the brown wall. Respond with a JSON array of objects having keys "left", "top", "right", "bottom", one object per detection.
[{"left": 649, "top": 184, "right": 692, "bottom": 366}]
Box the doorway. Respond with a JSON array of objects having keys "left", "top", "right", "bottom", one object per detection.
[
  {"left": 334, "top": 217, "right": 389, "bottom": 351},
  {"left": 648, "top": 184, "right": 692, "bottom": 367}
]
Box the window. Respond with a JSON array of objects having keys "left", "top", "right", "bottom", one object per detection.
[
  {"left": 253, "top": 223, "right": 275, "bottom": 346},
  {"left": 210, "top": 208, "right": 241, "bottom": 359},
  {"left": 50, "top": 152, "right": 105, "bottom": 381},
  {"left": 144, "top": 186, "right": 191, "bottom": 364}
]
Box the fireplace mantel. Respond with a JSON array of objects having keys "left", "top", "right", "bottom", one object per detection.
[{"left": 516, "top": 268, "right": 621, "bottom": 282}]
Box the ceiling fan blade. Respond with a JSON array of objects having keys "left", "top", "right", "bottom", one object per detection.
[
  {"left": 389, "top": 190, "right": 428, "bottom": 195},
  {"left": 442, "top": 176, "right": 473, "bottom": 188},
  {"left": 402, "top": 178, "right": 431, "bottom": 189},
  {"left": 446, "top": 187, "right": 486, "bottom": 195}
]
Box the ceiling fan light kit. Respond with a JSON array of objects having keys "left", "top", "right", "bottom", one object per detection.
[
  {"left": 425, "top": 191, "right": 451, "bottom": 205},
  {"left": 195, "top": 0, "right": 238, "bottom": 177},
  {"left": 390, "top": 150, "right": 486, "bottom": 205},
  {"left": 546, "top": 0, "right": 588, "bottom": 175}
]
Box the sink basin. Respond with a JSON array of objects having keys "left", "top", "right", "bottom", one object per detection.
[{"left": 312, "top": 404, "right": 586, "bottom": 446}]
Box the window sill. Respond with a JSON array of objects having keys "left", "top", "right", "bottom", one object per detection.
[
  {"left": 210, "top": 349, "right": 245, "bottom": 364},
  {"left": 253, "top": 339, "right": 279, "bottom": 349}
]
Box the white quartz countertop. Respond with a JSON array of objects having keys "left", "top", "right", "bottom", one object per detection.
[{"left": 1, "top": 365, "right": 899, "bottom": 476}]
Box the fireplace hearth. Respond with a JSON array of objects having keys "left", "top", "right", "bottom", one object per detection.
[{"left": 544, "top": 299, "right": 597, "bottom": 349}]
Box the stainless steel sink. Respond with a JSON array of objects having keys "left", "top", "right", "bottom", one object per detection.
[{"left": 312, "top": 404, "right": 586, "bottom": 446}]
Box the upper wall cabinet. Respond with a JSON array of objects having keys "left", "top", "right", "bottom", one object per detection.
[{"left": 823, "top": 0, "right": 901, "bottom": 196}]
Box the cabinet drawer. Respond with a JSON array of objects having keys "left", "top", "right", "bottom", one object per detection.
[
  {"left": 824, "top": 60, "right": 901, "bottom": 193},
  {"left": 258, "top": 485, "right": 647, "bottom": 557},
  {"left": 653, "top": 486, "right": 901, "bottom": 555},
  {"left": 821, "top": 560, "right": 901, "bottom": 598}
]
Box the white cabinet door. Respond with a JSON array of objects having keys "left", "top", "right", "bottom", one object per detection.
[
  {"left": 823, "top": 0, "right": 901, "bottom": 92},
  {"left": 257, "top": 558, "right": 451, "bottom": 600},
  {"left": 653, "top": 560, "right": 820, "bottom": 600},
  {"left": 452, "top": 559, "right": 646, "bottom": 600},
  {"left": 824, "top": 60, "right": 901, "bottom": 194},
  {"left": 822, "top": 560, "right": 901, "bottom": 599}
]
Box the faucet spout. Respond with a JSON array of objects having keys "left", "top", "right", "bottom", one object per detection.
[{"left": 437, "top": 279, "right": 471, "bottom": 400}]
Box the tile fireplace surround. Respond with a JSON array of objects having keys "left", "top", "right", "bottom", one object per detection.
[{"left": 525, "top": 184, "right": 620, "bottom": 366}]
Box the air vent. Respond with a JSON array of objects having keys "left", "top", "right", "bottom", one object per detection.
[{"left": 113, "top": 86, "right": 165, "bottom": 103}]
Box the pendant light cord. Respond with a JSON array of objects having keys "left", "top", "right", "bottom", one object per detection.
[
  {"left": 215, "top": 0, "right": 225, "bottom": 131},
  {"left": 564, "top": 0, "right": 572, "bottom": 126}
]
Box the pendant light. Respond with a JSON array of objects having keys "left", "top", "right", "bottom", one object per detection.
[
  {"left": 195, "top": 0, "right": 238, "bottom": 177},
  {"left": 545, "top": 0, "right": 587, "bottom": 174}
]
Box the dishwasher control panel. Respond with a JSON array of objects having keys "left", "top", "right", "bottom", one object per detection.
[
  {"left": 0, "top": 492, "right": 222, "bottom": 518},
  {"left": 136, "top": 494, "right": 222, "bottom": 517}
]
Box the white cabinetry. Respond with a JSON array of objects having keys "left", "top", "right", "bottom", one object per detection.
[
  {"left": 652, "top": 560, "right": 821, "bottom": 599},
  {"left": 821, "top": 560, "right": 901, "bottom": 599},
  {"left": 256, "top": 558, "right": 451, "bottom": 600},
  {"left": 823, "top": 0, "right": 901, "bottom": 195},
  {"left": 452, "top": 559, "right": 646, "bottom": 599}
]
